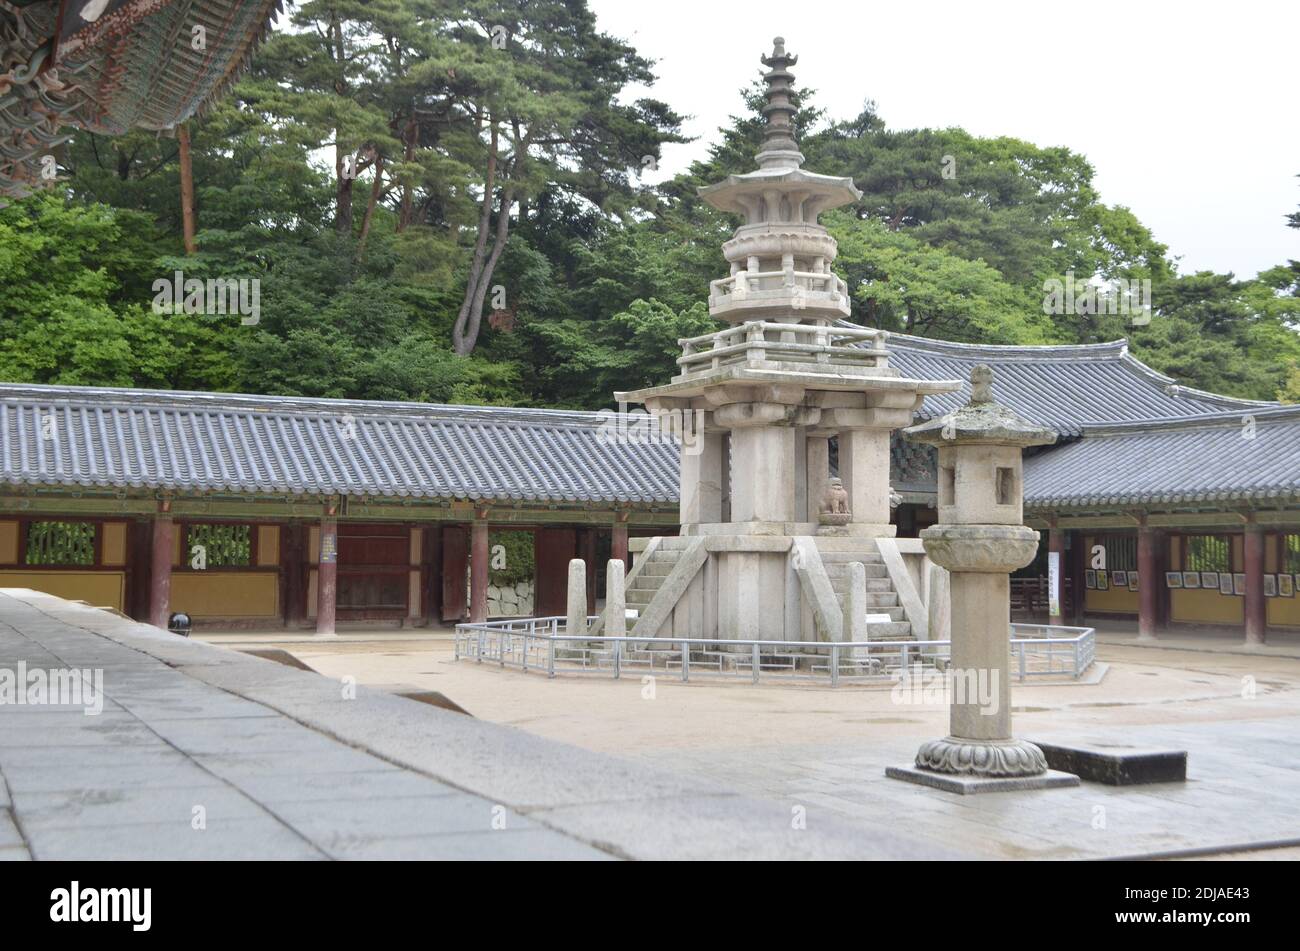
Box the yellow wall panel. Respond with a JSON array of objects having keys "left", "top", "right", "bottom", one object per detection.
[
  {"left": 409, "top": 528, "right": 422, "bottom": 566},
  {"left": 170, "top": 571, "right": 278, "bottom": 619},
  {"left": 0, "top": 571, "right": 124, "bottom": 610},
  {"left": 101, "top": 522, "right": 127, "bottom": 566},
  {"left": 1172, "top": 588, "right": 1243, "bottom": 625},
  {"left": 308, "top": 527, "right": 320, "bottom": 565},
  {"left": 0, "top": 521, "right": 17, "bottom": 565},
  {"left": 257, "top": 525, "right": 280, "bottom": 566},
  {"left": 1268, "top": 577, "right": 1300, "bottom": 628},
  {"left": 1085, "top": 582, "right": 1138, "bottom": 614}
]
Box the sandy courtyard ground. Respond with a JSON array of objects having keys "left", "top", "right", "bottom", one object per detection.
[{"left": 198, "top": 630, "right": 1300, "bottom": 859}]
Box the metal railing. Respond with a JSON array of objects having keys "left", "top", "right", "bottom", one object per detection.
[{"left": 453, "top": 618, "right": 1095, "bottom": 686}]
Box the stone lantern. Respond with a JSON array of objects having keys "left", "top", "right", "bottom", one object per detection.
[{"left": 887, "top": 365, "right": 1079, "bottom": 792}]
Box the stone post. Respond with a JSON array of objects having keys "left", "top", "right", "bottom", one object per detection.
[
  {"left": 605, "top": 559, "right": 627, "bottom": 637},
  {"left": 843, "top": 561, "right": 866, "bottom": 643},
  {"left": 889, "top": 366, "right": 1076, "bottom": 791},
  {"left": 566, "top": 558, "right": 588, "bottom": 637}
]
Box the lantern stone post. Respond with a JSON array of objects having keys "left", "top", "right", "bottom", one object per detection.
[{"left": 887, "top": 365, "right": 1079, "bottom": 792}]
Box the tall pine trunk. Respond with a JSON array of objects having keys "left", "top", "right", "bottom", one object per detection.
[{"left": 178, "top": 124, "right": 197, "bottom": 254}]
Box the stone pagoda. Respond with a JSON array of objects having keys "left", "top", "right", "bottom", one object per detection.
[{"left": 606, "top": 38, "right": 960, "bottom": 644}]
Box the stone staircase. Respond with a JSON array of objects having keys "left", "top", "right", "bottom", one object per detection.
[
  {"left": 625, "top": 537, "right": 692, "bottom": 616},
  {"left": 818, "top": 544, "right": 914, "bottom": 641},
  {"left": 620, "top": 537, "right": 915, "bottom": 643}
]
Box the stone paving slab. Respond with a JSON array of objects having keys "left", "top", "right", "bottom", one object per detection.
[
  {"left": 633, "top": 721, "right": 1300, "bottom": 859},
  {"left": 0, "top": 589, "right": 960, "bottom": 860}
]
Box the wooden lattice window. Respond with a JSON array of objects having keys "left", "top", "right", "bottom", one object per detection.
[
  {"left": 186, "top": 524, "right": 253, "bottom": 568},
  {"left": 1283, "top": 535, "right": 1300, "bottom": 574},
  {"left": 25, "top": 522, "right": 96, "bottom": 566},
  {"left": 1184, "top": 535, "right": 1230, "bottom": 573},
  {"left": 1095, "top": 534, "right": 1137, "bottom": 572}
]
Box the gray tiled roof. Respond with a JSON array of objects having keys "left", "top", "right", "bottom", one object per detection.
[
  {"left": 0, "top": 384, "right": 678, "bottom": 506},
  {"left": 1024, "top": 406, "right": 1300, "bottom": 509},
  {"left": 884, "top": 333, "right": 1272, "bottom": 437}
]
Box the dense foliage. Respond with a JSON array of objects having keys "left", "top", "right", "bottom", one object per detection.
[{"left": 2, "top": 1, "right": 1296, "bottom": 405}]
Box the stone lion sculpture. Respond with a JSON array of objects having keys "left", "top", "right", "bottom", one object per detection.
[{"left": 821, "top": 477, "right": 850, "bottom": 515}]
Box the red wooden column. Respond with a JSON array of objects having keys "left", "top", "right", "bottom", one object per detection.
[
  {"left": 580, "top": 528, "right": 597, "bottom": 614},
  {"left": 1137, "top": 523, "right": 1159, "bottom": 641},
  {"left": 316, "top": 516, "right": 338, "bottom": 636},
  {"left": 470, "top": 510, "right": 489, "bottom": 623},
  {"left": 283, "top": 522, "right": 306, "bottom": 629},
  {"left": 148, "top": 512, "right": 174, "bottom": 629},
  {"left": 611, "top": 513, "right": 629, "bottom": 568},
  {"left": 1047, "top": 524, "right": 1065, "bottom": 626},
  {"left": 1068, "top": 530, "right": 1087, "bottom": 624},
  {"left": 1244, "top": 522, "right": 1266, "bottom": 646}
]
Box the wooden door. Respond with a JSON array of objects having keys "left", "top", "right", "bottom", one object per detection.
[{"left": 534, "top": 528, "right": 577, "bottom": 617}]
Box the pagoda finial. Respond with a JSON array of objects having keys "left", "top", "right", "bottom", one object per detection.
[{"left": 756, "top": 36, "right": 803, "bottom": 170}]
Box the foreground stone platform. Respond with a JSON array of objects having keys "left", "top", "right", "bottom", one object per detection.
[
  {"left": 0, "top": 590, "right": 959, "bottom": 861},
  {"left": 1031, "top": 739, "right": 1188, "bottom": 786},
  {"left": 885, "top": 765, "right": 1080, "bottom": 795}
]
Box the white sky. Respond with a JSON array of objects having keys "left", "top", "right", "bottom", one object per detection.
[{"left": 590, "top": 0, "right": 1299, "bottom": 279}]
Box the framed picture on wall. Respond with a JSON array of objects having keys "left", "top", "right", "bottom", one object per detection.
[
  {"left": 1200, "top": 571, "right": 1219, "bottom": 590},
  {"left": 1219, "top": 573, "right": 1234, "bottom": 595},
  {"left": 1165, "top": 571, "right": 1183, "bottom": 589},
  {"left": 1085, "top": 569, "right": 1096, "bottom": 589},
  {"left": 1113, "top": 570, "right": 1128, "bottom": 588},
  {"left": 1280, "top": 574, "right": 1295, "bottom": 598},
  {"left": 1128, "top": 572, "right": 1139, "bottom": 591},
  {"left": 1097, "top": 571, "right": 1109, "bottom": 591},
  {"left": 1181, "top": 571, "right": 1200, "bottom": 589},
  {"left": 1264, "top": 574, "right": 1278, "bottom": 597},
  {"left": 1233, "top": 573, "right": 1247, "bottom": 596}
]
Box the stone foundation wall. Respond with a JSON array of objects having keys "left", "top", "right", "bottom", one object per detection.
[{"left": 488, "top": 580, "right": 534, "bottom": 618}]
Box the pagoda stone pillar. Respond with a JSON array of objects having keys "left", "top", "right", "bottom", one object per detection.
[
  {"left": 888, "top": 366, "right": 1078, "bottom": 792},
  {"left": 679, "top": 428, "right": 725, "bottom": 530},
  {"left": 715, "top": 401, "right": 800, "bottom": 527},
  {"left": 805, "top": 432, "right": 831, "bottom": 529},
  {"left": 836, "top": 427, "right": 894, "bottom": 535}
]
